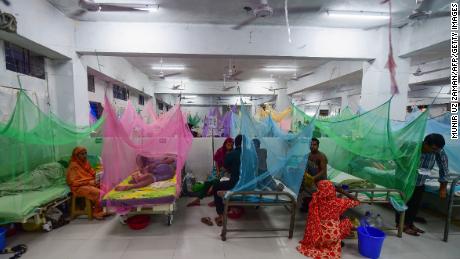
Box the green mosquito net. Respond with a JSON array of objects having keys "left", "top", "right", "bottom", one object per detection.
[
  {"left": 291, "top": 100, "right": 428, "bottom": 202},
  {"left": 0, "top": 90, "right": 103, "bottom": 223}
]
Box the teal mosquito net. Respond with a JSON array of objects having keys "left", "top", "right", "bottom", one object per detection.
[{"left": 228, "top": 105, "right": 314, "bottom": 198}]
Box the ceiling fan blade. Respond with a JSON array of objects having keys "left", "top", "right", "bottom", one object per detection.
[
  {"left": 231, "top": 70, "right": 243, "bottom": 78},
  {"left": 70, "top": 9, "right": 87, "bottom": 17},
  {"left": 163, "top": 72, "right": 181, "bottom": 78},
  {"left": 292, "top": 71, "right": 314, "bottom": 80},
  {"left": 429, "top": 11, "right": 450, "bottom": 19},
  {"left": 416, "top": 0, "right": 435, "bottom": 13},
  {"left": 232, "top": 16, "right": 259, "bottom": 30},
  {"left": 99, "top": 4, "right": 142, "bottom": 12},
  {"left": 272, "top": 6, "right": 321, "bottom": 16}
]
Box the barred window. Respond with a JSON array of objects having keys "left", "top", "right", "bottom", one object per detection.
[{"left": 5, "top": 41, "right": 45, "bottom": 79}]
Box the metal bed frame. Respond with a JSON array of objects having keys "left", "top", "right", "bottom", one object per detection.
[
  {"left": 443, "top": 175, "right": 460, "bottom": 242},
  {"left": 221, "top": 191, "right": 297, "bottom": 241},
  {"left": 345, "top": 188, "right": 406, "bottom": 238},
  {"left": 104, "top": 202, "right": 176, "bottom": 226}
]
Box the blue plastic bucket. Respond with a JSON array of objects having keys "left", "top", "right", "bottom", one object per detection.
[
  {"left": 0, "top": 227, "right": 6, "bottom": 250},
  {"left": 357, "top": 226, "right": 386, "bottom": 259}
]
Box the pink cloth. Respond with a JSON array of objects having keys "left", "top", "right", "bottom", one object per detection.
[{"left": 101, "top": 96, "right": 192, "bottom": 208}]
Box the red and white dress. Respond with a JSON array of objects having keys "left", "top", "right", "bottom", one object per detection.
[{"left": 297, "top": 180, "right": 359, "bottom": 259}]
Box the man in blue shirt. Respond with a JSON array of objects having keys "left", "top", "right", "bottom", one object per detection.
[{"left": 396, "top": 133, "right": 449, "bottom": 236}]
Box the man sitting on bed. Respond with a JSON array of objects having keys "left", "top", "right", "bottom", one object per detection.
[
  {"left": 253, "top": 138, "right": 284, "bottom": 191},
  {"left": 115, "top": 155, "right": 176, "bottom": 191},
  {"left": 395, "top": 133, "right": 449, "bottom": 236},
  {"left": 300, "top": 137, "right": 328, "bottom": 211}
]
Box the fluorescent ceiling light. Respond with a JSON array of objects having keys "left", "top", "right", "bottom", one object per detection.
[
  {"left": 184, "top": 95, "right": 197, "bottom": 98},
  {"left": 326, "top": 10, "right": 389, "bottom": 20},
  {"left": 262, "top": 67, "right": 297, "bottom": 72},
  {"left": 152, "top": 65, "right": 185, "bottom": 70},
  {"left": 136, "top": 4, "right": 159, "bottom": 12}
]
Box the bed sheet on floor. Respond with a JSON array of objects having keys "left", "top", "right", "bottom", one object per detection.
[
  {"left": 0, "top": 186, "right": 69, "bottom": 223},
  {"left": 102, "top": 175, "right": 177, "bottom": 207},
  {"left": 228, "top": 179, "right": 297, "bottom": 203}
]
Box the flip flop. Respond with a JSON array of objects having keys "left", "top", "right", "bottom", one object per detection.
[
  {"left": 187, "top": 200, "right": 201, "bottom": 207},
  {"left": 411, "top": 225, "right": 425, "bottom": 234},
  {"left": 403, "top": 227, "right": 420, "bottom": 236},
  {"left": 201, "top": 217, "right": 213, "bottom": 226}
]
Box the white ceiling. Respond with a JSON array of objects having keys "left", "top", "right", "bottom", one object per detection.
[
  {"left": 125, "top": 56, "right": 328, "bottom": 81},
  {"left": 48, "top": 0, "right": 452, "bottom": 28}
]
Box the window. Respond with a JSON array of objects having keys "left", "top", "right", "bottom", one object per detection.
[
  {"left": 89, "top": 101, "right": 104, "bottom": 120},
  {"left": 4, "top": 42, "right": 45, "bottom": 79},
  {"left": 319, "top": 110, "right": 329, "bottom": 116},
  {"left": 87, "top": 74, "right": 95, "bottom": 92},
  {"left": 138, "top": 95, "right": 145, "bottom": 106},
  {"left": 158, "top": 102, "right": 164, "bottom": 111},
  {"left": 113, "top": 84, "right": 128, "bottom": 101}
]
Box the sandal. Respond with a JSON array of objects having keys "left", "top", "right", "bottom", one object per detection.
[
  {"left": 201, "top": 217, "right": 213, "bottom": 226},
  {"left": 403, "top": 226, "right": 420, "bottom": 236},
  {"left": 187, "top": 199, "right": 201, "bottom": 207},
  {"left": 410, "top": 225, "right": 425, "bottom": 234},
  {"left": 215, "top": 217, "right": 223, "bottom": 227}
]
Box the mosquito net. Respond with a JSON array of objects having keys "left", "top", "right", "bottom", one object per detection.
[
  {"left": 202, "top": 107, "right": 222, "bottom": 137},
  {"left": 227, "top": 104, "right": 314, "bottom": 199},
  {"left": 220, "top": 106, "right": 237, "bottom": 137},
  {"left": 100, "top": 96, "right": 192, "bottom": 209},
  {"left": 0, "top": 90, "right": 103, "bottom": 223},
  {"left": 291, "top": 100, "right": 428, "bottom": 202}
]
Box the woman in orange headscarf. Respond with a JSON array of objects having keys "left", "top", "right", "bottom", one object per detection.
[
  {"left": 66, "top": 147, "right": 105, "bottom": 219},
  {"left": 297, "top": 180, "right": 359, "bottom": 259}
]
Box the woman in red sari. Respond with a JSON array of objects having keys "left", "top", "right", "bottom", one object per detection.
[{"left": 297, "top": 180, "right": 359, "bottom": 259}]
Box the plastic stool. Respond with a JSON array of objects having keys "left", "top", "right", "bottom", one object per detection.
[{"left": 70, "top": 195, "right": 93, "bottom": 220}]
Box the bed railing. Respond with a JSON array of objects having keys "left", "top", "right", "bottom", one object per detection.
[
  {"left": 443, "top": 175, "right": 460, "bottom": 242},
  {"left": 221, "top": 191, "right": 297, "bottom": 241}
]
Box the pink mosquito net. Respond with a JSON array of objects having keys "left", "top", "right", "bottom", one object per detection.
[{"left": 100, "top": 96, "right": 192, "bottom": 209}]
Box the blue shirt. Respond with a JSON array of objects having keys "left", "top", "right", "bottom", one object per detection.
[{"left": 416, "top": 149, "right": 449, "bottom": 186}]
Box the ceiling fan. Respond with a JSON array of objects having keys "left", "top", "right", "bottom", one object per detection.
[
  {"left": 152, "top": 59, "right": 182, "bottom": 80},
  {"left": 365, "top": 0, "right": 452, "bottom": 30},
  {"left": 264, "top": 86, "right": 287, "bottom": 93},
  {"left": 233, "top": 0, "right": 321, "bottom": 30}
]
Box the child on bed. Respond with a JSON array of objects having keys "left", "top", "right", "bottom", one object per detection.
[{"left": 115, "top": 155, "right": 176, "bottom": 191}]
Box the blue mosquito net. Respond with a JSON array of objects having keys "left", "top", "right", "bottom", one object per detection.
[{"left": 228, "top": 105, "right": 314, "bottom": 198}]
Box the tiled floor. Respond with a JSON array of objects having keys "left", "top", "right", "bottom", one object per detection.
[{"left": 2, "top": 197, "right": 459, "bottom": 259}]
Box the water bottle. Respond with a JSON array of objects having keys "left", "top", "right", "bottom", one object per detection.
[
  {"left": 360, "top": 211, "right": 372, "bottom": 227},
  {"left": 375, "top": 214, "right": 384, "bottom": 229}
]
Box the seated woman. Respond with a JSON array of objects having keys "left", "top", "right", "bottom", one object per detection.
[
  {"left": 66, "top": 147, "right": 106, "bottom": 220},
  {"left": 297, "top": 180, "right": 359, "bottom": 259},
  {"left": 188, "top": 137, "right": 234, "bottom": 208},
  {"left": 115, "top": 154, "right": 176, "bottom": 191}
]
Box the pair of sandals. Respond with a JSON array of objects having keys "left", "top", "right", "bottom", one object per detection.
[
  {"left": 201, "top": 217, "right": 222, "bottom": 227},
  {"left": 403, "top": 225, "right": 425, "bottom": 236}
]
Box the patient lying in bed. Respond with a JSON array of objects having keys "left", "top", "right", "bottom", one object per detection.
[{"left": 115, "top": 155, "right": 176, "bottom": 191}]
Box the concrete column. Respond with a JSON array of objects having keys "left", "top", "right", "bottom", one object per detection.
[
  {"left": 275, "top": 80, "right": 290, "bottom": 111},
  {"left": 360, "top": 28, "right": 410, "bottom": 120}
]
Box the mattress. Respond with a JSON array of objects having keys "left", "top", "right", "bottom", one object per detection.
[
  {"left": 102, "top": 175, "right": 177, "bottom": 207},
  {"left": 227, "top": 179, "right": 297, "bottom": 203},
  {"left": 425, "top": 179, "right": 460, "bottom": 197},
  {"left": 0, "top": 186, "right": 69, "bottom": 224}
]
